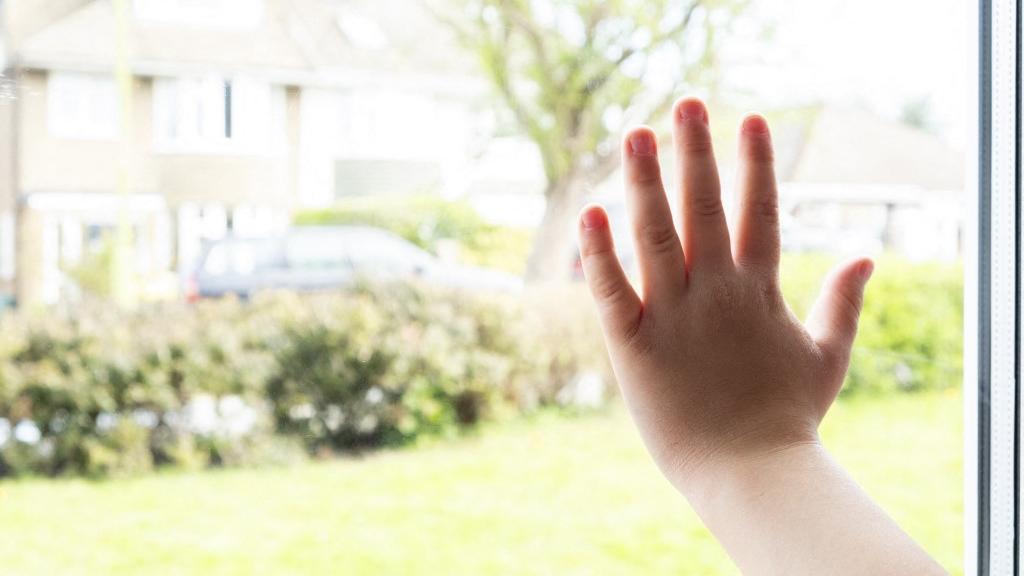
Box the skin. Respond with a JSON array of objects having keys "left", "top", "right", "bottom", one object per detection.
[{"left": 577, "top": 97, "right": 948, "bottom": 575}]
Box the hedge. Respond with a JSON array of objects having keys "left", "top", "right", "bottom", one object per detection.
[
  {"left": 0, "top": 282, "right": 607, "bottom": 478},
  {"left": 781, "top": 254, "right": 963, "bottom": 394},
  {"left": 0, "top": 255, "right": 961, "bottom": 478}
]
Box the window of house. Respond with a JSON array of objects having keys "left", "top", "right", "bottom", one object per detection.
[
  {"left": 0, "top": 212, "right": 14, "bottom": 282},
  {"left": 153, "top": 76, "right": 282, "bottom": 154},
  {"left": 335, "top": 9, "right": 389, "bottom": 50},
  {"left": 47, "top": 72, "right": 119, "bottom": 140}
]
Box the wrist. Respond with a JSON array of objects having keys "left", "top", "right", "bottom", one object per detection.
[
  {"left": 665, "top": 419, "right": 823, "bottom": 506},
  {"left": 669, "top": 439, "right": 948, "bottom": 575},
  {"left": 674, "top": 438, "right": 833, "bottom": 570}
]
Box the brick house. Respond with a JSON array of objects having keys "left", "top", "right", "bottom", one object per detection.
[{"left": 0, "top": 0, "right": 486, "bottom": 306}]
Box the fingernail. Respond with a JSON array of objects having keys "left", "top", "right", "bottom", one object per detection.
[
  {"left": 859, "top": 260, "right": 875, "bottom": 282},
  {"left": 741, "top": 114, "right": 770, "bottom": 135},
  {"left": 629, "top": 131, "right": 656, "bottom": 157},
  {"left": 678, "top": 98, "right": 708, "bottom": 124},
  {"left": 580, "top": 207, "right": 607, "bottom": 230}
]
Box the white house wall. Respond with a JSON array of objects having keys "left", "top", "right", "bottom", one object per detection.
[{"left": 297, "top": 85, "right": 476, "bottom": 207}]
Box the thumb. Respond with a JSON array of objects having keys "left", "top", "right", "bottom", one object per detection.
[{"left": 805, "top": 258, "right": 874, "bottom": 368}]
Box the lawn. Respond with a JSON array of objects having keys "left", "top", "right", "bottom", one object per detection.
[{"left": 0, "top": 390, "right": 962, "bottom": 575}]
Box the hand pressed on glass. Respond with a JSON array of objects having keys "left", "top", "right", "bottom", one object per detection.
[{"left": 578, "top": 97, "right": 946, "bottom": 575}]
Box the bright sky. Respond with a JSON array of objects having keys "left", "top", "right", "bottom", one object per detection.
[{"left": 721, "top": 0, "right": 970, "bottom": 148}]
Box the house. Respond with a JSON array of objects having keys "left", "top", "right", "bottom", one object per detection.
[
  {"left": 0, "top": 0, "right": 486, "bottom": 306},
  {"left": 778, "top": 106, "right": 964, "bottom": 261},
  {"left": 590, "top": 104, "right": 966, "bottom": 264}
]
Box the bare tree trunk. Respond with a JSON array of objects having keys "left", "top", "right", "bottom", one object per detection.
[{"left": 524, "top": 178, "right": 584, "bottom": 283}]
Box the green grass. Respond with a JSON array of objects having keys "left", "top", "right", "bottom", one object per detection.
[{"left": 0, "top": 391, "right": 962, "bottom": 575}]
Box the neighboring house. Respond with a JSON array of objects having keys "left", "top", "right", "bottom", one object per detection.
[
  {"left": 591, "top": 104, "right": 966, "bottom": 265},
  {"left": 0, "top": 0, "right": 487, "bottom": 306},
  {"left": 779, "top": 106, "right": 964, "bottom": 261}
]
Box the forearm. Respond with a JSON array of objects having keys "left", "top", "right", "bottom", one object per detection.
[{"left": 676, "top": 442, "right": 947, "bottom": 575}]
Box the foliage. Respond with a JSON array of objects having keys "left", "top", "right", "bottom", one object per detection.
[
  {"left": 66, "top": 236, "right": 116, "bottom": 298},
  {"left": 0, "top": 391, "right": 962, "bottom": 575},
  {"left": 0, "top": 254, "right": 962, "bottom": 478},
  {"left": 435, "top": 0, "right": 744, "bottom": 185},
  {"left": 781, "top": 254, "right": 963, "bottom": 394},
  {"left": 0, "top": 298, "right": 280, "bottom": 477},
  {"left": 294, "top": 195, "right": 533, "bottom": 274},
  {"left": 431, "top": 0, "right": 750, "bottom": 278},
  {"left": 0, "top": 283, "right": 600, "bottom": 478},
  {"left": 900, "top": 97, "right": 936, "bottom": 132}
]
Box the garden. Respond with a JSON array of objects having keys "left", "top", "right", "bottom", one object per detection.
[{"left": 0, "top": 254, "right": 963, "bottom": 574}]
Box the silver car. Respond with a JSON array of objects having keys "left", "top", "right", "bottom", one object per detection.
[{"left": 187, "top": 226, "right": 521, "bottom": 300}]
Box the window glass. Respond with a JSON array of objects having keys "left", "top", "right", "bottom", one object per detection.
[
  {"left": 202, "top": 244, "right": 228, "bottom": 276},
  {"left": 47, "top": 72, "right": 118, "bottom": 140},
  {"left": 0, "top": 0, "right": 969, "bottom": 573},
  {"left": 230, "top": 243, "right": 256, "bottom": 275},
  {"left": 345, "top": 230, "right": 434, "bottom": 273},
  {"left": 285, "top": 232, "right": 351, "bottom": 269},
  {"left": 204, "top": 240, "right": 280, "bottom": 275},
  {"left": 154, "top": 76, "right": 279, "bottom": 153}
]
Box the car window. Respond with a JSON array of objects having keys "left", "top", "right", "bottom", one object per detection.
[
  {"left": 203, "top": 241, "right": 280, "bottom": 276},
  {"left": 203, "top": 244, "right": 228, "bottom": 276},
  {"left": 346, "top": 232, "right": 434, "bottom": 273},
  {"left": 285, "top": 232, "right": 351, "bottom": 269}
]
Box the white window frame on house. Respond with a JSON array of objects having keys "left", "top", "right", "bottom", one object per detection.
[
  {"left": 152, "top": 75, "right": 284, "bottom": 156},
  {"left": 968, "top": 0, "right": 1023, "bottom": 573},
  {"left": 47, "top": 72, "right": 119, "bottom": 141},
  {"left": 0, "top": 211, "right": 14, "bottom": 282}
]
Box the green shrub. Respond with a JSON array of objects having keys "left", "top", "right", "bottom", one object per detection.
[
  {"left": 265, "top": 283, "right": 565, "bottom": 451},
  {"left": 66, "top": 236, "right": 116, "bottom": 298},
  {"left": 0, "top": 283, "right": 596, "bottom": 477},
  {"left": 781, "top": 254, "right": 963, "bottom": 394},
  {"left": 82, "top": 420, "right": 153, "bottom": 478},
  {"left": 0, "top": 255, "right": 963, "bottom": 478},
  {"left": 0, "top": 298, "right": 285, "bottom": 477}
]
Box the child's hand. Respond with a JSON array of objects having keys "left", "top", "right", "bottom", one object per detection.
[
  {"left": 578, "top": 98, "right": 945, "bottom": 574},
  {"left": 578, "top": 97, "right": 872, "bottom": 493}
]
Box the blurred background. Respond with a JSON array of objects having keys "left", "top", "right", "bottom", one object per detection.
[{"left": 0, "top": 0, "right": 965, "bottom": 574}]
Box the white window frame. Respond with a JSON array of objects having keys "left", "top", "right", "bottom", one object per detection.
[
  {"left": 152, "top": 75, "right": 284, "bottom": 156},
  {"left": 969, "top": 0, "right": 1022, "bottom": 573},
  {"left": 47, "top": 72, "right": 119, "bottom": 141}
]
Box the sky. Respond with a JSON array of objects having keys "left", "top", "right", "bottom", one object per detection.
[{"left": 719, "top": 0, "right": 970, "bottom": 148}]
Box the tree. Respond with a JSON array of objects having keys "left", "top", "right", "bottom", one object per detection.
[
  {"left": 431, "top": 0, "right": 748, "bottom": 281},
  {"left": 899, "top": 97, "right": 935, "bottom": 133}
]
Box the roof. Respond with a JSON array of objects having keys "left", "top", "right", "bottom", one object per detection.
[
  {"left": 590, "top": 103, "right": 965, "bottom": 205},
  {"left": 13, "top": 0, "right": 475, "bottom": 85},
  {"left": 17, "top": 0, "right": 312, "bottom": 77},
  {"left": 2, "top": 0, "right": 93, "bottom": 52},
  {"left": 787, "top": 106, "right": 965, "bottom": 191},
  {"left": 288, "top": 0, "right": 474, "bottom": 76}
]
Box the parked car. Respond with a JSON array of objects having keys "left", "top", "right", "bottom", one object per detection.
[{"left": 186, "top": 226, "right": 522, "bottom": 300}]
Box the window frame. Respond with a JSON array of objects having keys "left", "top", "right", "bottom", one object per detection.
[
  {"left": 151, "top": 75, "right": 284, "bottom": 156},
  {"left": 969, "top": 0, "right": 1022, "bottom": 573},
  {"left": 46, "top": 71, "right": 120, "bottom": 141}
]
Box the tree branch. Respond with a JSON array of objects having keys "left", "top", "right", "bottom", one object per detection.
[{"left": 584, "top": 1, "right": 702, "bottom": 98}]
